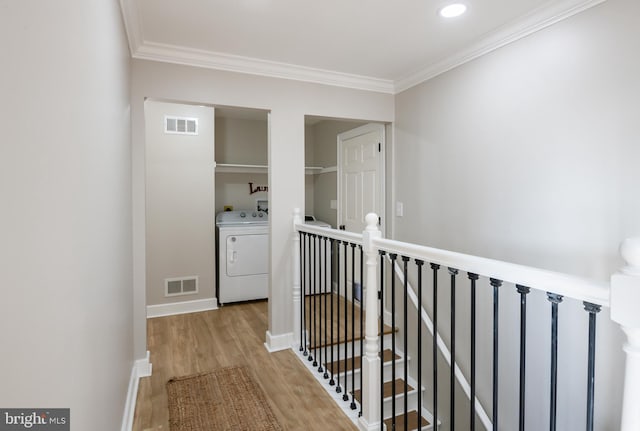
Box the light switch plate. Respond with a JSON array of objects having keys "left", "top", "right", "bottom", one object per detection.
[
  {"left": 330, "top": 200, "right": 338, "bottom": 210},
  {"left": 396, "top": 202, "right": 404, "bottom": 217}
]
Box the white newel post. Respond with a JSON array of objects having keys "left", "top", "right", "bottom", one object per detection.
[
  {"left": 292, "top": 208, "right": 303, "bottom": 349},
  {"left": 359, "top": 213, "right": 382, "bottom": 431},
  {"left": 611, "top": 237, "right": 640, "bottom": 431}
]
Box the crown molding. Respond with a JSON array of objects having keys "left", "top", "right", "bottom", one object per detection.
[
  {"left": 120, "top": 0, "right": 606, "bottom": 95},
  {"left": 132, "top": 41, "right": 395, "bottom": 94},
  {"left": 394, "top": 0, "right": 608, "bottom": 93},
  {"left": 119, "top": 0, "right": 143, "bottom": 56}
]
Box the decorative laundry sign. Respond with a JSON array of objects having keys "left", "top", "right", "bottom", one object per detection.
[{"left": 249, "top": 182, "right": 268, "bottom": 195}]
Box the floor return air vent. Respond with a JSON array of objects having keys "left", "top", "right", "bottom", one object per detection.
[{"left": 165, "top": 276, "right": 199, "bottom": 297}]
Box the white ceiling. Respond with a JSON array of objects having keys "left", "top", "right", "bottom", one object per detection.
[{"left": 121, "top": 0, "right": 605, "bottom": 94}]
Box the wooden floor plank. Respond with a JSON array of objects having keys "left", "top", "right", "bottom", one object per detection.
[{"left": 132, "top": 300, "right": 357, "bottom": 431}]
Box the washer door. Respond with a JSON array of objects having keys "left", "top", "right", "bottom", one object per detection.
[{"left": 226, "top": 233, "right": 268, "bottom": 277}]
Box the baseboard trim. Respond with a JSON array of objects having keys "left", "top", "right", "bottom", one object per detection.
[
  {"left": 358, "top": 417, "right": 382, "bottom": 431},
  {"left": 136, "top": 350, "right": 152, "bottom": 377},
  {"left": 121, "top": 351, "right": 152, "bottom": 431},
  {"left": 293, "top": 348, "right": 360, "bottom": 426},
  {"left": 264, "top": 331, "right": 294, "bottom": 352},
  {"left": 146, "top": 298, "right": 218, "bottom": 318}
]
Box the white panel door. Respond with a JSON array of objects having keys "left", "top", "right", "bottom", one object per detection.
[
  {"left": 338, "top": 123, "right": 385, "bottom": 234},
  {"left": 337, "top": 123, "right": 385, "bottom": 302}
]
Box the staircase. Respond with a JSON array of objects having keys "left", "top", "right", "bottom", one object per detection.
[
  {"left": 302, "top": 292, "right": 434, "bottom": 430},
  {"left": 293, "top": 212, "right": 640, "bottom": 431}
]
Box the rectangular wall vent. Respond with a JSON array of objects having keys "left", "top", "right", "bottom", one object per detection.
[
  {"left": 164, "top": 276, "right": 199, "bottom": 297},
  {"left": 165, "top": 116, "right": 198, "bottom": 135}
]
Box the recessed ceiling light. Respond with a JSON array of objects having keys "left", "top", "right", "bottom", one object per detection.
[{"left": 439, "top": 3, "right": 467, "bottom": 18}]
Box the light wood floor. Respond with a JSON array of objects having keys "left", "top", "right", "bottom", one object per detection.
[{"left": 132, "top": 300, "right": 358, "bottom": 431}]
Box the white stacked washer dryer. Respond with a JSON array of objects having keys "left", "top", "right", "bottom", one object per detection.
[{"left": 215, "top": 210, "right": 269, "bottom": 305}]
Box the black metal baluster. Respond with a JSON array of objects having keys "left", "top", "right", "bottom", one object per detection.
[
  {"left": 359, "top": 245, "right": 364, "bottom": 416},
  {"left": 300, "top": 232, "right": 304, "bottom": 352},
  {"left": 490, "top": 278, "right": 502, "bottom": 431},
  {"left": 350, "top": 243, "right": 357, "bottom": 409},
  {"left": 547, "top": 293, "right": 563, "bottom": 431},
  {"left": 468, "top": 272, "right": 479, "bottom": 431},
  {"left": 329, "top": 239, "right": 336, "bottom": 386},
  {"left": 431, "top": 263, "right": 441, "bottom": 430},
  {"left": 336, "top": 241, "right": 342, "bottom": 393},
  {"left": 315, "top": 236, "right": 320, "bottom": 367},
  {"left": 516, "top": 285, "right": 530, "bottom": 431},
  {"left": 379, "top": 250, "right": 386, "bottom": 428},
  {"left": 343, "top": 241, "right": 349, "bottom": 402},
  {"left": 390, "top": 253, "right": 398, "bottom": 430},
  {"left": 449, "top": 268, "right": 459, "bottom": 431},
  {"left": 309, "top": 234, "right": 315, "bottom": 364},
  {"left": 402, "top": 256, "right": 410, "bottom": 431},
  {"left": 584, "top": 302, "right": 601, "bottom": 431},
  {"left": 318, "top": 236, "right": 324, "bottom": 373},
  {"left": 324, "top": 237, "right": 330, "bottom": 379},
  {"left": 302, "top": 233, "right": 308, "bottom": 357},
  {"left": 416, "top": 260, "right": 424, "bottom": 431}
]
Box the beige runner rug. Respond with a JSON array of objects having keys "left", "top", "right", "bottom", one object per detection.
[{"left": 166, "top": 365, "right": 283, "bottom": 431}]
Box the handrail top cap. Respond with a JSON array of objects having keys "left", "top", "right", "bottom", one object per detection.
[
  {"left": 621, "top": 237, "right": 640, "bottom": 269},
  {"left": 365, "top": 213, "right": 379, "bottom": 228}
]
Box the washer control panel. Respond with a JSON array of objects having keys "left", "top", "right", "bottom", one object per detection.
[{"left": 216, "top": 210, "right": 268, "bottom": 225}]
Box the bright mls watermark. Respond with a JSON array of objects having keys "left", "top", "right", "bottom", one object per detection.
[{"left": 0, "top": 409, "right": 69, "bottom": 431}]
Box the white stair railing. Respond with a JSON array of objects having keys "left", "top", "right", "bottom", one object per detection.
[
  {"left": 292, "top": 209, "right": 640, "bottom": 431},
  {"left": 611, "top": 237, "right": 640, "bottom": 430},
  {"left": 360, "top": 213, "right": 383, "bottom": 431}
]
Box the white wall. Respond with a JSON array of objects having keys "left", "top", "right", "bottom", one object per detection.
[
  {"left": 312, "top": 173, "right": 337, "bottom": 227},
  {"left": 305, "top": 125, "right": 316, "bottom": 216},
  {"left": 145, "top": 101, "right": 216, "bottom": 306},
  {"left": 0, "top": 1, "right": 133, "bottom": 430},
  {"left": 215, "top": 173, "right": 270, "bottom": 213},
  {"left": 394, "top": 0, "right": 639, "bottom": 428},
  {"left": 216, "top": 116, "right": 267, "bottom": 165},
  {"left": 131, "top": 60, "right": 394, "bottom": 354},
  {"left": 215, "top": 116, "right": 271, "bottom": 214}
]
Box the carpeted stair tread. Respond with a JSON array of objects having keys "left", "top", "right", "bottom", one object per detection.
[
  {"left": 324, "top": 349, "right": 400, "bottom": 373},
  {"left": 353, "top": 378, "right": 414, "bottom": 402},
  {"left": 309, "top": 324, "right": 396, "bottom": 349},
  {"left": 383, "top": 410, "right": 430, "bottom": 431}
]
